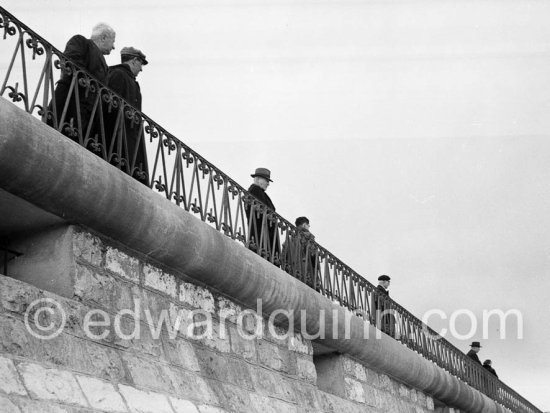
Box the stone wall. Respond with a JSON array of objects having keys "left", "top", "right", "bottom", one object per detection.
[{"left": 0, "top": 225, "right": 435, "bottom": 413}]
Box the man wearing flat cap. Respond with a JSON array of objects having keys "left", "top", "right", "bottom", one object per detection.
[
  {"left": 373, "top": 274, "right": 396, "bottom": 337},
  {"left": 105, "top": 46, "right": 149, "bottom": 185},
  {"left": 245, "top": 168, "right": 280, "bottom": 263}
]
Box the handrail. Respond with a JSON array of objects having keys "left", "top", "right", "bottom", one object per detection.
[{"left": 0, "top": 7, "right": 541, "bottom": 413}]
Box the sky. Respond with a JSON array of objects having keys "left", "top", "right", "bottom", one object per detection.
[{"left": 2, "top": 0, "right": 550, "bottom": 410}]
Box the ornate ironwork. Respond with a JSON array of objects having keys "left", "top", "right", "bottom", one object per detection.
[{"left": 0, "top": 6, "right": 541, "bottom": 412}]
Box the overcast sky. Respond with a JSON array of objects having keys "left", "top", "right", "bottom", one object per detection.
[{"left": 2, "top": 0, "right": 550, "bottom": 410}]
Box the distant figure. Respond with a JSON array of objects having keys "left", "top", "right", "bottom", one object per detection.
[
  {"left": 245, "top": 168, "right": 280, "bottom": 261},
  {"left": 49, "top": 23, "right": 116, "bottom": 141},
  {"left": 466, "top": 341, "right": 482, "bottom": 365},
  {"left": 282, "top": 216, "right": 318, "bottom": 287},
  {"left": 105, "top": 47, "right": 149, "bottom": 185},
  {"left": 374, "top": 274, "right": 396, "bottom": 337},
  {"left": 483, "top": 359, "right": 498, "bottom": 378}
]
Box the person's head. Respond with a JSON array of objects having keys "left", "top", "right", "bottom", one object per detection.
[
  {"left": 483, "top": 359, "right": 492, "bottom": 366},
  {"left": 295, "top": 216, "right": 310, "bottom": 231},
  {"left": 470, "top": 341, "right": 482, "bottom": 353},
  {"left": 120, "top": 47, "right": 148, "bottom": 77},
  {"left": 378, "top": 274, "right": 391, "bottom": 289},
  {"left": 251, "top": 168, "right": 272, "bottom": 190},
  {"left": 91, "top": 23, "right": 116, "bottom": 55}
]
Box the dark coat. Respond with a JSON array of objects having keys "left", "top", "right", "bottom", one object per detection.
[
  {"left": 245, "top": 184, "right": 280, "bottom": 259},
  {"left": 466, "top": 349, "right": 482, "bottom": 365},
  {"left": 104, "top": 64, "right": 148, "bottom": 185},
  {"left": 282, "top": 228, "right": 317, "bottom": 286},
  {"left": 49, "top": 35, "right": 108, "bottom": 139},
  {"left": 374, "top": 285, "right": 395, "bottom": 337},
  {"left": 483, "top": 363, "right": 498, "bottom": 378}
]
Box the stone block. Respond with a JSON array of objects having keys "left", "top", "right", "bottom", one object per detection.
[
  {"left": 18, "top": 362, "right": 88, "bottom": 406},
  {"left": 343, "top": 357, "right": 367, "bottom": 381},
  {"left": 191, "top": 318, "right": 230, "bottom": 353},
  {"left": 296, "top": 356, "right": 317, "bottom": 383},
  {"left": 118, "top": 384, "right": 173, "bottom": 413},
  {"left": 161, "top": 335, "right": 200, "bottom": 371},
  {"left": 426, "top": 396, "right": 435, "bottom": 410},
  {"left": 288, "top": 332, "right": 311, "bottom": 355},
  {"left": 257, "top": 340, "right": 287, "bottom": 372},
  {"left": 228, "top": 325, "right": 256, "bottom": 362},
  {"left": 0, "top": 395, "right": 21, "bottom": 413},
  {"left": 169, "top": 397, "right": 200, "bottom": 413},
  {"left": 210, "top": 382, "right": 251, "bottom": 412},
  {"left": 292, "top": 383, "right": 322, "bottom": 412},
  {"left": 364, "top": 368, "right": 381, "bottom": 387},
  {"left": 73, "top": 230, "right": 103, "bottom": 267},
  {"left": 165, "top": 367, "right": 218, "bottom": 405},
  {"left": 194, "top": 348, "right": 253, "bottom": 390},
  {"left": 105, "top": 247, "right": 140, "bottom": 283},
  {"left": 344, "top": 377, "right": 365, "bottom": 403},
  {"left": 399, "top": 383, "right": 410, "bottom": 399},
  {"left": 80, "top": 340, "right": 128, "bottom": 382},
  {"left": 217, "top": 297, "right": 242, "bottom": 324},
  {"left": 0, "top": 357, "right": 26, "bottom": 396},
  {"left": 249, "top": 366, "right": 296, "bottom": 404},
  {"left": 179, "top": 282, "right": 215, "bottom": 313},
  {"left": 197, "top": 406, "right": 228, "bottom": 413},
  {"left": 143, "top": 264, "right": 177, "bottom": 299},
  {"left": 0, "top": 275, "right": 41, "bottom": 315},
  {"left": 75, "top": 375, "right": 127, "bottom": 412},
  {"left": 121, "top": 353, "right": 174, "bottom": 393},
  {"left": 13, "top": 399, "right": 73, "bottom": 413}
]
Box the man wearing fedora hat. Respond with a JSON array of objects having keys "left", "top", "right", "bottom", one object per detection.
[
  {"left": 245, "top": 168, "right": 280, "bottom": 261},
  {"left": 104, "top": 46, "right": 149, "bottom": 185},
  {"left": 466, "top": 341, "right": 482, "bottom": 364}
]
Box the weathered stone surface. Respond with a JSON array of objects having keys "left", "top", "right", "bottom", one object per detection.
[
  {"left": 0, "top": 356, "right": 27, "bottom": 396},
  {"left": 0, "top": 395, "right": 21, "bottom": 413},
  {"left": 344, "top": 377, "right": 365, "bottom": 403},
  {"left": 118, "top": 385, "right": 173, "bottom": 413},
  {"left": 228, "top": 325, "right": 256, "bottom": 362},
  {"left": 296, "top": 356, "right": 317, "bottom": 383},
  {"left": 75, "top": 375, "right": 127, "bottom": 412},
  {"left": 196, "top": 406, "right": 228, "bottom": 413},
  {"left": 343, "top": 357, "right": 367, "bottom": 382},
  {"left": 194, "top": 348, "right": 253, "bottom": 390},
  {"left": 179, "top": 282, "right": 215, "bottom": 313},
  {"left": 105, "top": 247, "right": 140, "bottom": 283},
  {"left": 165, "top": 367, "right": 218, "bottom": 405},
  {"left": 160, "top": 335, "right": 200, "bottom": 371},
  {"left": 18, "top": 362, "right": 88, "bottom": 406},
  {"left": 143, "top": 264, "right": 177, "bottom": 299},
  {"left": 169, "top": 397, "right": 200, "bottom": 413},
  {"left": 121, "top": 353, "right": 174, "bottom": 393},
  {"left": 73, "top": 230, "right": 103, "bottom": 267}
]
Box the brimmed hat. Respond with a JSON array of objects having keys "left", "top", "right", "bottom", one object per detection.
[
  {"left": 378, "top": 274, "right": 391, "bottom": 281},
  {"left": 120, "top": 46, "right": 148, "bottom": 65},
  {"left": 251, "top": 167, "right": 272, "bottom": 182},
  {"left": 470, "top": 341, "right": 482, "bottom": 348}
]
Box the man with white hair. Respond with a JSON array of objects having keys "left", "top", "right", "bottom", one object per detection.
[{"left": 49, "top": 23, "right": 116, "bottom": 142}]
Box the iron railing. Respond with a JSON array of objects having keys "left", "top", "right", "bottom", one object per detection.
[{"left": 0, "top": 7, "right": 541, "bottom": 413}]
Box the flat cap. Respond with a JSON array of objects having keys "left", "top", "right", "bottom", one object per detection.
[
  {"left": 377, "top": 274, "right": 391, "bottom": 281},
  {"left": 120, "top": 46, "right": 148, "bottom": 65}
]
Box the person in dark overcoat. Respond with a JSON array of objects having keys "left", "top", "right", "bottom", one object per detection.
[
  {"left": 244, "top": 168, "right": 280, "bottom": 262},
  {"left": 373, "top": 274, "right": 396, "bottom": 337},
  {"left": 105, "top": 47, "right": 149, "bottom": 185},
  {"left": 466, "top": 341, "right": 482, "bottom": 364},
  {"left": 48, "top": 23, "right": 116, "bottom": 142},
  {"left": 282, "top": 217, "right": 318, "bottom": 287},
  {"left": 483, "top": 359, "right": 498, "bottom": 378}
]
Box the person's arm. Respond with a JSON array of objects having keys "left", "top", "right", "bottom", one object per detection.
[{"left": 63, "top": 35, "right": 89, "bottom": 69}]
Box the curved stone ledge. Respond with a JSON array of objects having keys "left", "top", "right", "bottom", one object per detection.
[{"left": 0, "top": 97, "right": 507, "bottom": 413}]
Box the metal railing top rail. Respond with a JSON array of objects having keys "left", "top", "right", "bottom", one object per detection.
[{"left": 0, "top": 7, "right": 542, "bottom": 413}]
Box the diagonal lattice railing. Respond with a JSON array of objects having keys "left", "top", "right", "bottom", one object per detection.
[{"left": 0, "top": 7, "right": 541, "bottom": 413}]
